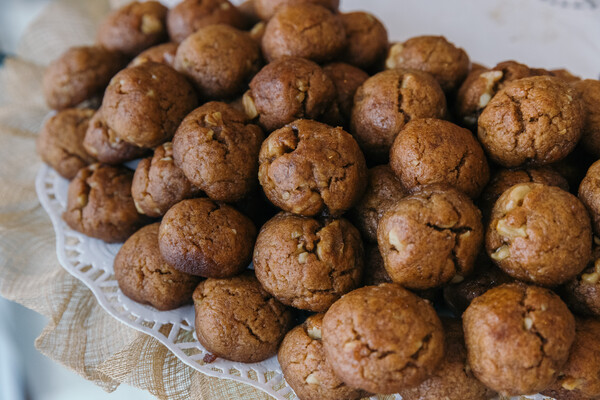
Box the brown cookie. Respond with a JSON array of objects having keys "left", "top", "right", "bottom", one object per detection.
[
  {"left": 561, "top": 246, "right": 600, "bottom": 317},
  {"left": 350, "top": 69, "right": 447, "bottom": 162},
  {"left": 158, "top": 198, "right": 256, "bottom": 278},
  {"left": 174, "top": 24, "right": 261, "bottom": 99},
  {"left": 541, "top": 318, "right": 600, "bottom": 400},
  {"left": 42, "top": 45, "right": 127, "bottom": 110},
  {"left": 128, "top": 42, "right": 178, "bottom": 68},
  {"left": 114, "top": 223, "right": 201, "bottom": 310},
  {"left": 339, "top": 12, "right": 388, "bottom": 70},
  {"left": 253, "top": 213, "right": 363, "bottom": 311},
  {"left": 172, "top": 102, "right": 264, "bottom": 202},
  {"left": 463, "top": 283, "right": 576, "bottom": 396},
  {"left": 82, "top": 108, "right": 148, "bottom": 165},
  {"left": 278, "top": 314, "right": 366, "bottom": 400},
  {"left": 478, "top": 76, "right": 584, "bottom": 167},
  {"left": 258, "top": 119, "right": 367, "bottom": 217},
  {"left": 102, "top": 62, "right": 198, "bottom": 148},
  {"left": 377, "top": 184, "right": 484, "bottom": 290},
  {"left": 399, "top": 318, "right": 496, "bottom": 400},
  {"left": 349, "top": 164, "right": 408, "bottom": 243},
  {"left": 132, "top": 142, "right": 199, "bottom": 218},
  {"left": 487, "top": 183, "right": 592, "bottom": 286},
  {"left": 389, "top": 118, "right": 490, "bottom": 198},
  {"left": 322, "top": 283, "right": 444, "bottom": 394},
  {"left": 37, "top": 108, "right": 96, "bottom": 179},
  {"left": 579, "top": 157, "right": 600, "bottom": 237},
  {"left": 321, "top": 62, "right": 369, "bottom": 127},
  {"left": 97, "top": 1, "right": 168, "bottom": 56},
  {"left": 244, "top": 57, "right": 335, "bottom": 132},
  {"left": 167, "top": 0, "right": 248, "bottom": 44},
  {"left": 62, "top": 164, "right": 148, "bottom": 243},
  {"left": 386, "top": 36, "right": 469, "bottom": 92},
  {"left": 261, "top": 4, "right": 346, "bottom": 63},
  {"left": 573, "top": 79, "right": 600, "bottom": 158},
  {"left": 193, "top": 271, "right": 292, "bottom": 362},
  {"left": 253, "top": 0, "right": 339, "bottom": 20}
]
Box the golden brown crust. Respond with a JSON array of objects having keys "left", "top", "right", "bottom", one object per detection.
[
  {"left": 573, "top": 79, "right": 600, "bottom": 158},
  {"left": 253, "top": 0, "right": 339, "bottom": 20},
  {"left": 322, "top": 283, "right": 444, "bottom": 394},
  {"left": 258, "top": 119, "right": 367, "bottom": 217},
  {"left": 463, "top": 283, "right": 576, "bottom": 396},
  {"left": 128, "top": 42, "right": 178, "bottom": 68},
  {"left": 193, "top": 271, "right": 292, "bottom": 362},
  {"left": 339, "top": 12, "right": 388, "bottom": 70},
  {"left": 114, "top": 223, "right": 201, "bottom": 310}
]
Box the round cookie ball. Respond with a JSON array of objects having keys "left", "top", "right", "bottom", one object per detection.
[
  {"left": 321, "top": 62, "right": 369, "bottom": 126},
  {"left": 541, "top": 318, "right": 600, "bottom": 400},
  {"left": 193, "top": 271, "right": 292, "bottom": 362},
  {"left": 172, "top": 102, "right": 264, "bottom": 202},
  {"left": 561, "top": 247, "right": 600, "bottom": 317},
  {"left": 389, "top": 118, "right": 490, "bottom": 198},
  {"left": 96, "top": 1, "right": 168, "bottom": 56},
  {"left": 487, "top": 183, "right": 591, "bottom": 286},
  {"left": 579, "top": 158, "right": 600, "bottom": 236},
  {"left": 132, "top": 142, "right": 199, "bottom": 218},
  {"left": 350, "top": 69, "right": 447, "bottom": 162},
  {"left": 158, "top": 198, "right": 256, "bottom": 278},
  {"left": 377, "top": 185, "right": 484, "bottom": 290},
  {"left": 261, "top": 4, "right": 346, "bottom": 63},
  {"left": 244, "top": 57, "right": 335, "bottom": 132},
  {"left": 480, "top": 166, "right": 569, "bottom": 220},
  {"left": 278, "top": 314, "right": 366, "bottom": 400},
  {"left": 83, "top": 109, "right": 148, "bottom": 165},
  {"left": 399, "top": 318, "right": 496, "bottom": 400},
  {"left": 129, "top": 42, "right": 178, "bottom": 68},
  {"left": 258, "top": 119, "right": 367, "bottom": 217},
  {"left": 463, "top": 283, "right": 576, "bottom": 396},
  {"left": 478, "top": 76, "right": 585, "bottom": 167},
  {"left": 339, "top": 12, "right": 388, "bottom": 70},
  {"left": 573, "top": 79, "right": 600, "bottom": 157},
  {"left": 167, "top": 0, "right": 247, "bottom": 44},
  {"left": 322, "top": 284, "right": 444, "bottom": 394},
  {"left": 42, "top": 45, "right": 127, "bottom": 110},
  {"left": 102, "top": 62, "right": 198, "bottom": 148},
  {"left": 62, "top": 164, "right": 149, "bottom": 243},
  {"left": 386, "top": 35, "right": 470, "bottom": 92},
  {"left": 349, "top": 165, "right": 408, "bottom": 243},
  {"left": 253, "top": 0, "right": 339, "bottom": 20},
  {"left": 253, "top": 213, "right": 363, "bottom": 312},
  {"left": 174, "top": 24, "right": 261, "bottom": 99},
  {"left": 36, "top": 108, "right": 96, "bottom": 180},
  {"left": 114, "top": 223, "right": 201, "bottom": 311}
]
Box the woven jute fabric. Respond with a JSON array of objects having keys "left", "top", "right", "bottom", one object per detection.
[{"left": 0, "top": 0, "right": 273, "bottom": 398}]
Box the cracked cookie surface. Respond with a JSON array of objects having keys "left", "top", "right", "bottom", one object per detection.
[
  {"left": 193, "top": 271, "right": 292, "bottom": 363},
  {"left": 258, "top": 119, "right": 367, "bottom": 217},
  {"left": 463, "top": 283, "right": 576, "bottom": 396},
  {"left": 253, "top": 212, "right": 363, "bottom": 311},
  {"left": 114, "top": 223, "right": 201, "bottom": 310},
  {"left": 486, "top": 182, "right": 591, "bottom": 286},
  {"left": 377, "top": 184, "right": 483, "bottom": 290},
  {"left": 322, "top": 283, "right": 444, "bottom": 394}
]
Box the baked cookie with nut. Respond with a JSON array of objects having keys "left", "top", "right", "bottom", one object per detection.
[
  {"left": 478, "top": 75, "right": 584, "bottom": 167},
  {"left": 377, "top": 184, "right": 483, "bottom": 290},
  {"left": 386, "top": 35, "right": 469, "bottom": 93},
  {"left": 97, "top": 1, "right": 168, "bottom": 56},
  {"left": 42, "top": 45, "right": 127, "bottom": 110},
  {"left": 172, "top": 102, "right": 263, "bottom": 203},
  {"left": 339, "top": 11, "right": 388, "bottom": 70},
  {"left": 572, "top": 79, "right": 600, "bottom": 158},
  {"left": 258, "top": 119, "right": 367, "bottom": 217},
  {"left": 579, "top": 158, "right": 600, "bottom": 237},
  {"left": 193, "top": 271, "right": 292, "bottom": 362},
  {"left": 561, "top": 246, "right": 600, "bottom": 317},
  {"left": 463, "top": 283, "right": 575, "bottom": 396},
  {"left": 102, "top": 62, "right": 198, "bottom": 148},
  {"left": 322, "top": 283, "right": 444, "bottom": 394},
  {"left": 389, "top": 118, "right": 490, "bottom": 198},
  {"left": 245, "top": 57, "right": 335, "bottom": 132},
  {"left": 321, "top": 62, "right": 369, "bottom": 128},
  {"left": 128, "top": 42, "right": 178, "bottom": 68},
  {"left": 37, "top": 108, "right": 96, "bottom": 179},
  {"left": 114, "top": 223, "right": 201, "bottom": 311},
  {"left": 253, "top": 0, "right": 339, "bottom": 20},
  {"left": 487, "top": 183, "right": 591, "bottom": 286},
  {"left": 253, "top": 213, "right": 363, "bottom": 312},
  {"left": 278, "top": 314, "right": 366, "bottom": 400},
  {"left": 62, "top": 164, "right": 148, "bottom": 243},
  {"left": 351, "top": 69, "right": 447, "bottom": 162}
]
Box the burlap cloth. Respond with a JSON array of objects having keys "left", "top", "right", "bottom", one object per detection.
[{"left": 0, "top": 0, "right": 274, "bottom": 398}]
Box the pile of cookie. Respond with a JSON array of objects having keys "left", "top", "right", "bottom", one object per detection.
[{"left": 36, "top": 0, "right": 600, "bottom": 398}]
